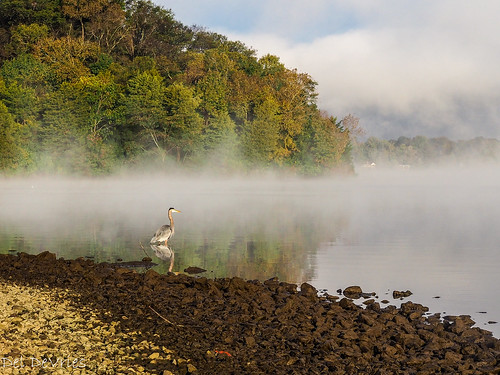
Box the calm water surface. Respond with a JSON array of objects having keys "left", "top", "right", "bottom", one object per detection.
[{"left": 1, "top": 167, "right": 499, "bottom": 337}]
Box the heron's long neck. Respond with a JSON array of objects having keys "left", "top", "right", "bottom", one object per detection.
[{"left": 168, "top": 210, "right": 175, "bottom": 233}]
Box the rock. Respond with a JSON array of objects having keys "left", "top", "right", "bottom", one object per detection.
[
  {"left": 339, "top": 298, "right": 357, "bottom": 310},
  {"left": 245, "top": 336, "right": 256, "bottom": 346},
  {"left": 393, "top": 290, "right": 413, "bottom": 299},
  {"left": 299, "top": 283, "right": 317, "bottom": 299},
  {"left": 69, "top": 261, "right": 85, "bottom": 272},
  {"left": 149, "top": 352, "right": 160, "bottom": 360},
  {"left": 184, "top": 266, "right": 207, "bottom": 274},
  {"left": 36, "top": 251, "right": 56, "bottom": 261},
  {"left": 116, "top": 267, "right": 133, "bottom": 275},
  {"left": 264, "top": 277, "right": 280, "bottom": 291},
  {"left": 144, "top": 269, "right": 160, "bottom": 284},
  {"left": 343, "top": 285, "right": 363, "bottom": 298},
  {"left": 10, "top": 317, "right": 23, "bottom": 324}
]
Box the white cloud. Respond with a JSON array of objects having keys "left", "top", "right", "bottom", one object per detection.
[{"left": 224, "top": 1, "right": 500, "bottom": 139}]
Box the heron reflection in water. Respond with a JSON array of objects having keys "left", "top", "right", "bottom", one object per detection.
[
  {"left": 150, "top": 207, "right": 181, "bottom": 246},
  {"left": 150, "top": 243, "right": 175, "bottom": 273}
]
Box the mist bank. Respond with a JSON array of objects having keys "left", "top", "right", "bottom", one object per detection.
[
  {"left": 2, "top": 164, "right": 499, "bottom": 232},
  {"left": 2, "top": 133, "right": 499, "bottom": 178}
]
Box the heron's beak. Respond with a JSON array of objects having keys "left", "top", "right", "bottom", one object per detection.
[{"left": 174, "top": 209, "right": 181, "bottom": 213}]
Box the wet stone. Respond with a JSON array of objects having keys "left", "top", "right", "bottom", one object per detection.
[
  {"left": 393, "top": 290, "right": 413, "bottom": 299},
  {"left": 184, "top": 266, "right": 207, "bottom": 274},
  {"left": 339, "top": 298, "right": 357, "bottom": 310},
  {"left": 343, "top": 285, "right": 363, "bottom": 298},
  {"left": 299, "top": 282, "right": 318, "bottom": 300}
]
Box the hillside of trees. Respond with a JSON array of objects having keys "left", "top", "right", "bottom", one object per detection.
[
  {"left": 0, "top": 0, "right": 357, "bottom": 176},
  {"left": 353, "top": 136, "right": 500, "bottom": 167}
]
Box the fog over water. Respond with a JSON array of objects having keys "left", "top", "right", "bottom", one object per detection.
[{"left": 1, "top": 166, "right": 499, "bottom": 336}]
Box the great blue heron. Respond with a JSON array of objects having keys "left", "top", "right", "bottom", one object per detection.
[{"left": 150, "top": 207, "right": 181, "bottom": 246}]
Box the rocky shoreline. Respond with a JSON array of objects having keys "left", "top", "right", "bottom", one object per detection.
[{"left": 0, "top": 251, "right": 499, "bottom": 374}]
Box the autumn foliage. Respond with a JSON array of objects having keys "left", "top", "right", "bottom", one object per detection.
[{"left": 0, "top": 0, "right": 355, "bottom": 175}]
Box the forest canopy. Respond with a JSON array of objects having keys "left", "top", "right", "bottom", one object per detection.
[{"left": 0, "top": 0, "right": 356, "bottom": 175}]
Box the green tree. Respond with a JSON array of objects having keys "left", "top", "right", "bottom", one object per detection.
[
  {"left": 296, "top": 112, "right": 350, "bottom": 174},
  {"left": 200, "top": 113, "right": 239, "bottom": 170},
  {"left": 33, "top": 36, "right": 99, "bottom": 84},
  {"left": 259, "top": 54, "right": 285, "bottom": 76},
  {"left": 0, "top": 0, "right": 65, "bottom": 30},
  {"left": 0, "top": 100, "right": 20, "bottom": 170},
  {"left": 126, "top": 0, "right": 192, "bottom": 58},
  {"left": 41, "top": 75, "right": 120, "bottom": 174},
  {"left": 0, "top": 100, "right": 30, "bottom": 171},
  {"left": 197, "top": 71, "right": 227, "bottom": 123},
  {"left": 123, "top": 69, "right": 167, "bottom": 160},
  {"left": 311, "top": 114, "right": 350, "bottom": 168},
  {"left": 8, "top": 23, "right": 49, "bottom": 56},
  {"left": 242, "top": 95, "right": 281, "bottom": 165},
  {"left": 178, "top": 51, "right": 205, "bottom": 85},
  {"left": 41, "top": 85, "right": 87, "bottom": 172},
  {"left": 195, "top": 49, "right": 236, "bottom": 124},
  {"left": 188, "top": 27, "right": 226, "bottom": 52},
  {"left": 0, "top": 80, "right": 39, "bottom": 124},
  {"left": 71, "top": 73, "right": 119, "bottom": 143},
  {"left": 274, "top": 69, "right": 317, "bottom": 160},
  {"left": 1, "top": 53, "right": 50, "bottom": 92},
  {"left": 227, "top": 69, "right": 257, "bottom": 124},
  {"left": 163, "top": 82, "right": 203, "bottom": 161},
  {"left": 258, "top": 55, "right": 318, "bottom": 161}
]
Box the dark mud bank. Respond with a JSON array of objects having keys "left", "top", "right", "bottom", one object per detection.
[{"left": 1, "top": 251, "right": 499, "bottom": 374}]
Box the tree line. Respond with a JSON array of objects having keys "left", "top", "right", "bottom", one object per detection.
[
  {"left": 353, "top": 136, "right": 500, "bottom": 167},
  {"left": 0, "top": 0, "right": 356, "bottom": 175}
]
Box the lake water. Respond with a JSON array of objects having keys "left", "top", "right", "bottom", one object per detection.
[{"left": 1, "top": 166, "right": 499, "bottom": 337}]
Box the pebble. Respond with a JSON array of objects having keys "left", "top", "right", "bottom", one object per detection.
[{"left": 0, "top": 280, "right": 179, "bottom": 374}]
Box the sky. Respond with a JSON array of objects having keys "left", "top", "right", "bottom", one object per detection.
[{"left": 156, "top": 0, "right": 500, "bottom": 140}]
